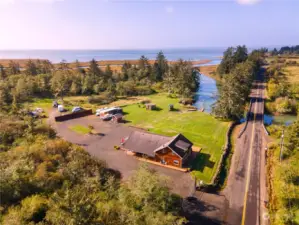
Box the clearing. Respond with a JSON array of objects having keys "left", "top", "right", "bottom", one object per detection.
[
  {"left": 122, "top": 93, "right": 229, "bottom": 182},
  {"left": 32, "top": 93, "right": 229, "bottom": 183}
]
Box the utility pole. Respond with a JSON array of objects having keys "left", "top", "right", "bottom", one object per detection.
[{"left": 279, "top": 129, "right": 285, "bottom": 162}]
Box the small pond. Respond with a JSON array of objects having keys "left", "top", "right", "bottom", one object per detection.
[{"left": 264, "top": 114, "right": 297, "bottom": 126}]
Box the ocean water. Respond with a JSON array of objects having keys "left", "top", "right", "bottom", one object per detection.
[{"left": 0, "top": 48, "right": 225, "bottom": 63}]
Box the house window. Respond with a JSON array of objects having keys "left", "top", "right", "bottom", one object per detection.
[{"left": 173, "top": 160, "right": 179, "bottom": 165}]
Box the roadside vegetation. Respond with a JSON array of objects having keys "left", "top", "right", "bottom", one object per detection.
[
  {"left": 0, "top": 112, "right": 185, "bottom": 224},
  {"left": 266, "top": 46, "right": 299, "bottom": 224},
  {"left": 265, "top": 46, "right": 299, "bottom": 117},
  {"left": 267, "top": 120, "right": 299, "bottom": 225}
]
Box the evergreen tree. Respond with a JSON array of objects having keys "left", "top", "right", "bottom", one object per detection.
[
  {"left": 25, "top": 59, "right": 38, "bottom": 76},
  {"left": 74, "top": 59, "right": 85, "bottom": 74},
  {"left": 121, "top": 62, "right": 131, "bottom": 81},
  {"left": 0, "top": 64, "right": 6, "bottom": 79},
  {"left": 88, "top": 59, "right": 101, "bottom": 83},
  {"left": 105, "top": 65, "right": 113, "bottom": 78},
  {"left": 8, "top": 60, "right": 20, "bottom": 75},
  {"left": 155, "top": 51, "right": 169, "bottom": 81},
  {"left": 138, "top": 55, "right": 149, "bottom": 70}
]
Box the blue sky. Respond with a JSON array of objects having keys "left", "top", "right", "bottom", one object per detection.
[{"left": 0, "top": 0, "right": 298, "bottom": 49}]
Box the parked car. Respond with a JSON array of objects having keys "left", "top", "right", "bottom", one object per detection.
[
  {"left": 58, "top": 105, "right": 65, "bottom": 112},
  {"left": 72, "top": 106, "right": 84, "bottom": 113}
]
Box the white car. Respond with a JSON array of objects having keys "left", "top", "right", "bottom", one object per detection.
[
  {"left": 72, "top": 107, "right": 83, "bottom": 113},
  {"left": 58, "top": 105, "right": 64, "bottom": 112}
]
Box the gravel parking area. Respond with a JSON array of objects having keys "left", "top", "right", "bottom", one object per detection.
[{"left": 49, "top": 110, "right": 194, "bottom": 197}]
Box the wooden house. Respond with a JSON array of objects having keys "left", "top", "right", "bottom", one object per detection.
[{"left": 121, "top": 131, "right": 193, "bottom": 168}]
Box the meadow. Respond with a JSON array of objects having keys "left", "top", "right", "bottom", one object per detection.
[{"left": 121, "top": 93, "right": 229, "bottom": 182}]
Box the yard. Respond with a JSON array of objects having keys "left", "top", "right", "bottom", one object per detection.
[
  {"left": 121, "top": 93, "right": 229, "bottom": 183},
  {"left": 31, "top": 93, "right": 229, "bottom": 183}
]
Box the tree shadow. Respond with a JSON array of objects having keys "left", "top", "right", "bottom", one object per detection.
[
  {"left": 191, "top": 153, "right": 216, "bottom": 172},
  {"left": 182, "top": 197, "right": 226, "bottom": 225},
  {"left": 153, "top": 106, "right": 162, "bottom": 111},
  {"left": 169, "top": 108, "right": 180, "bottom": 112}
]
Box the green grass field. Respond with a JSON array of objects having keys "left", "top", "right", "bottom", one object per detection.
[
  {"left": 69, "top": 125, "right": 91, "bottom": 134},
  {"left": 122, "top": 93, "right": 229, "bottom": 183}
]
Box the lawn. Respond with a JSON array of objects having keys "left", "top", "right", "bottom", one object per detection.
[
  {"left": 69, "top": 125, "right": 91, "bottom": 134},
  {"left": 122, "top": 93, "right": 229, "bottom": 183}
]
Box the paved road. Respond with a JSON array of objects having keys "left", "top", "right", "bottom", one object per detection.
[{"left": 224, "top": 71, "right": 268, "bottom": 225}]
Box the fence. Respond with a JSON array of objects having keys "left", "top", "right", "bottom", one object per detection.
[{"left": 55, "top": 109, "right": 93, "bottom": 122}]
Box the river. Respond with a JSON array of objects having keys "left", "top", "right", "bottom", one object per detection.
[
  {"left": 193, "top": 72, "right": 297, "bottom": 125},
  {"left": 193, "top": 73, "right": 219, "bottom": 113}
]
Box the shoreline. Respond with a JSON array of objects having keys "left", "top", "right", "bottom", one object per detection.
[
  {"left": 0, "top": 58, "right": 213, "bottom": 68},
  {"left": 0, "top": 58, "right": 220, "bottom": 80}
]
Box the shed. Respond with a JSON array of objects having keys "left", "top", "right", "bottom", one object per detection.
[{"left": 145, "top": 103, "right": 156, "bottom": 110}]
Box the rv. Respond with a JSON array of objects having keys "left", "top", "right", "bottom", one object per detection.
[{"left": 96, "top": 107, "right": 122, "bottom": 118}]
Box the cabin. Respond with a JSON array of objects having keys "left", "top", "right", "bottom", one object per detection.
[{"left": 121, "top": 131, "right": 193, "bottom": 168}]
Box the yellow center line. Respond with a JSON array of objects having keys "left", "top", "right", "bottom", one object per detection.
[{"left": 241, "top": 87, "right": 260, "bottom": 225}]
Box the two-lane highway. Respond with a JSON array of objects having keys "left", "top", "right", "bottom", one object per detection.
[{"left": 224, "top": 73, "right": 268, "bottom": 225}]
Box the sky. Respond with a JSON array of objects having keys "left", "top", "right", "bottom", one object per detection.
[{"left": 0, "top": 0, "right": 298, "bottom": 49}]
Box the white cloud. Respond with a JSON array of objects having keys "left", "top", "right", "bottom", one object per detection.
[
  {"left": 236, "top": 0, "right": 262, "bottom": 5},
  {"left": 165, "top": 6, "right": 174, "bottom": 13}
]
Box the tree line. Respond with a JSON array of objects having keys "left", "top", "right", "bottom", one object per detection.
[
  {"left": 271, "top": 45, "right": 299, "bottom": 56},
  {"left": 212, "top": 46, "right": 265, "bottom": 119},
  {"left": 0, "top": 52, "right": 199, "bottom": 111}
]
